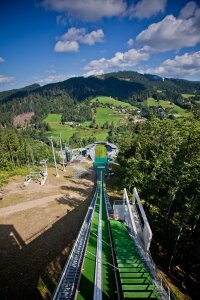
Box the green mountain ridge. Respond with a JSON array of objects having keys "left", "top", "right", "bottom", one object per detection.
[{"left": 0, "top": 71, "right": 199, "bottom": 125}]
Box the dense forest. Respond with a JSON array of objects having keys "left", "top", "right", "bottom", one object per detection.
[
  {"left": 61, "top": 102, "right": 93, "bottom": 123},
  {"left": 0, "top": 126, "right": 53, "bottom": 186}
]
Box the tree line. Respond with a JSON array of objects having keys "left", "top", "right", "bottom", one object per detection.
[{"left": 0, "top": 127, "right": 52, "bottom": 183}]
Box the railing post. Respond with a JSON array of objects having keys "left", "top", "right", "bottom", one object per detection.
[
  {"left": 168, "top": 287, "right": 171, "bottom": 300},
  {"left": 160, "top": 279, "right": 163, "bottom": 290}
]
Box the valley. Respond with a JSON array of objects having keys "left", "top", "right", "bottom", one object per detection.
[{"left": 0, "top": 72, "right": 200, "bottom": 300}]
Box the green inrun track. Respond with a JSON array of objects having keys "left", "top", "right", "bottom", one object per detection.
[
  {"left": 53, "top": 167, "right": 164, "bottom": 300},
  {"left": 110, "top": 220, "right": 160, "bottom": 299},
  {"left": 77, "top": 172, "right": 116, "bottom": 300}
]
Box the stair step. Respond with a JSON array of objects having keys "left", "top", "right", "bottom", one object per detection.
[
  {"left": 117, "top": 257, "right": 140, "bottom": 261},
  {"left": 123, "top": 291, "right": 159, "bottom": 299},
  {"left": 119, "top": 267, "right": 147, "bottom": 273},
  {"left": 117, "top": 259, "right": 142, "bottom": 264},
  {"left": 122, "top": 284, "right": 156, "bottom": 291},
  {"left": 118, "top": 263, "right": 144, "bottom": 268},
  {"left": 120, "top": 273, "right": 151, "bottom": 278},
  {"left": 121, "top": 278, "right": 153, "bottom": 284}
]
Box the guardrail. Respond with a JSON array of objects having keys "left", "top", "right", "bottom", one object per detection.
[{"left": 52, "top": 186, "right": 98, "bottom": 300}]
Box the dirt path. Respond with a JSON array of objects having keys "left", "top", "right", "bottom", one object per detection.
[
  {"left": 0, "top": 194, "right": 63, "bottom": 217},
  {"left": 0, "top": 165, "right": 95, "bottom": 300}
]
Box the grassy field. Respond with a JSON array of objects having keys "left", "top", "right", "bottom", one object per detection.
[
  {"left": 44, "top": 123, "right": 77, "bottom": 141},
  {"left": 147, "top": 98, "right": 174, "bottom": 108},
  {"left": 95, "top": 107, "right": 125, "bottom": 125},
  {"left": 43, "top": 96, "right": 133, "bottom": 143},
  {"left": 44, "top": 114, "right": 62, "bottom": 122},
  {"left": 76, "top": 128, "right": 108, "bottom": 141},
  {"left": 91, "top": 96, "right": 136, "bottom": 108},
  {"left": 147, "top": 97, "right": 191, "bottom": 117},
  {"left": 182, "top": 93, "right": 195, "bottom": 98},
  {"left": 44, "top": 114, "right": 108, "bottom": 142}
]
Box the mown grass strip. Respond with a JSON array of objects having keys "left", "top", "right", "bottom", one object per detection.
[
  {"left": 77, "top": 185, "right": 100, "bottom": 300},
  {"left": 101, "top": 179, "right": 116, "bottom": 299}
]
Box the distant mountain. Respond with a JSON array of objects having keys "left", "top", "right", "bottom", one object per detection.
[
  {"left": 0, "top": 84, "right": 40, "bottom": 103},
  {"left": 0, "top": 71, "right": 199, "bottom": 125}
]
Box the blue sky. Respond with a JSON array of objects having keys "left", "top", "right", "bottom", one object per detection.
[{"left": 0, "top": 0, "right": 200, "bottom": 91}]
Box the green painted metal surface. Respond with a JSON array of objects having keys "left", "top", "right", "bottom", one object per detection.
[
  {"left": 110, "top": 220, "right": 160, "bottom": 299},
  {"left": 77, "top": 185, "right": 100, "bottom": 300},
  {"left": 77, "top": 173, "right": 116, "bottom": 299}
]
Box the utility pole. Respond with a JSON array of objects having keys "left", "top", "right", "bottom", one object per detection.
[
  {"left": 60, "top": 133, "right": 66, "bottom": 172},
  {"left": 50, "top": 136, "right": 59, "bottom": 177}
]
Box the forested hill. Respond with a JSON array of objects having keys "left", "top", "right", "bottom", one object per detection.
[
  {"left": 0, "top": 71, "right": 200, "bottom": 125},
  {"left": 0, "top": 84, "right": 40, "bottom": 103}
]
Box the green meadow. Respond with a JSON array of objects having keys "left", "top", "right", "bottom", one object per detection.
[
  {"left": 146, "top": 97, "right": 191, "bottom": 117},
  {"left": 44, "top": 114, "right": 62, "bottom": 123},
  {"left": 95, "top": 107, "right": 125, "bottom": 125},
  {"left": 181, "top": 93, "right": 195, "bottom": 98},
  {"left": 44, "top": 114, "right": 108, "bottom": 143},
  {"left": 91, "top": 96, "right": 136, "bottom": 108},
  {"left": 43, "top": 95, "right": 193, "bottom": 144}
]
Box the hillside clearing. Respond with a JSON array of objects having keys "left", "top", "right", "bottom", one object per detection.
[
  {"left": 181, "top": 93, "right": 195, "bottom": 98},
  {"left": 95, "top": 107, "right": 126, "bottom": 125},
  {"left": 91, "top": 96, "right": 136, "bottom": 108},
  {"left": 146, "top": 98, "right": 191, "bottom": 117},
  {"left": 13, "top": 112, "right": 35, "bottom": 126}
]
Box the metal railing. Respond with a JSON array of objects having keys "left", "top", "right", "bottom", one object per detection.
[{"left": 52, "top": 186, "right": 98, "bottom": 300}]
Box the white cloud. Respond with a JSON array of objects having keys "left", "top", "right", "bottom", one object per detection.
[
  {"left": 84, "top": 48, "right": 149, "bottom": 76},
  {"left": 41, "top": 0, "right": 126, "bottom": 22},
  {"left": 136, "top": 2, "right": 200, "bottom": 52},
  {"left": 54, "top": 40, "right": 79, "bottom": 52},
  {"left": 128, "top": 0, "right": 167, "bottom": 19},
  {"left": 41, "top": 0, "right": 166, "bottom": 21},
  {"left": 0, "top": 75, "right": 15, "bottom": 84},
  {"left": 0, "top": 57, "right": 5, "bottom": 63},
  {"left": 36, "top": 74, "right": 70, "bottom": 84},
  {"left": 81, "top": 29, "right": 104, "bottom": 46},
  {"left": 62, "top": 27, "right": 104, "bottom": 45},
  {"left": 54, "top": 27, "right": 104, "bottom": 52},
  {"left": 127, "top": 38, "right": 134, "bottom": 47},
  {"left": 145, "top": 51, "right": 200, "bottom": 78},
  {"left": 179, "top": 1, "right": 198, "bottom": 19}
]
